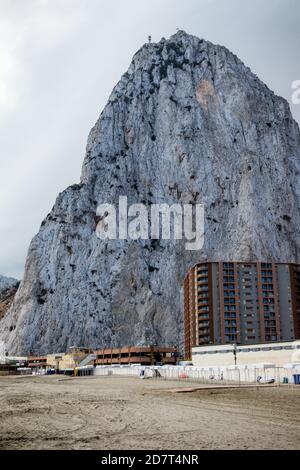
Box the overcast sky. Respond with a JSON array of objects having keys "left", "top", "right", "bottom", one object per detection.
[{"left": 0, "top": 0, "right": 299, "bottom": 279}]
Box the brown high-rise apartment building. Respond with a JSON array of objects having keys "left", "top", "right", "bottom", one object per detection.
[{"left": 184, "top": 262, "right": 300, "bottom": 359}]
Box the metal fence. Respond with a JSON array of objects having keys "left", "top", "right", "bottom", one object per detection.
[{"left": 94, "top": 364, "right": 300, "bottom": 386}]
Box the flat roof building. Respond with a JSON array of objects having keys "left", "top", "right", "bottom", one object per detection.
[
  {"left": 28, "top": 356, "right": 47, "bottom": 369},
  {"left": 94, "top": 346, "right": 177, "bottom": 366},
  {"left": 192, "top": 340, "right": 300, "bottom": 368},
  {"left": 184, "top": 262, "right": 300, "bottom": 359}
]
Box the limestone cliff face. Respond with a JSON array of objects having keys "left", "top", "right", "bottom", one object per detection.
[
  {"left": 0, "top": 276, "right": 19, "bottom": 322},
  {"left": 1, "top": 31, "right": 300, "bottom": 355}
]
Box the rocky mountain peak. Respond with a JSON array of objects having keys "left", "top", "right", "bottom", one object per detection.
[
  {"left": 0, "top": 31, "right": 300, "bottom": 355},
  {"left": 0, "top": 275, "right": 19, "bottom": 295},
  {"left": 0, "top": 275, "right": 19, "bottom": 323}
]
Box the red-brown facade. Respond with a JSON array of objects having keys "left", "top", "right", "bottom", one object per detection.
[{"left": 184, "top": 262, "right": 300, "bottom": 359}]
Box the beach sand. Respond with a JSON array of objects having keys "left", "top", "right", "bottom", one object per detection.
[{"left": 0, "top": 375, "right": 299, "bottom": 450}]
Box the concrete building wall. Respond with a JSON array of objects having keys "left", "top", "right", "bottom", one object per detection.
[
  {"left": 277, "top": 264, "right": 294, "bottom": 341},
  {"left": 46, "top": 354, "right": 64, "bottom": 369},
  {"left": 192, "top": 340, "right": 300, "bottom": 368},
  {"left": 58, "top": 353, "right": 80, "bottom": 370},
  {"left": 47, "top": 349, "right": 91, "bottom": 370}
]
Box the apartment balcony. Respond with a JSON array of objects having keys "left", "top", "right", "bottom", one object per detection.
[
  {"left": 197, "top": 296, "right": 208, "bottom": 302},
  {"left": 198, "top": 321, "right": 210, "bottom": 327},
  {"left": 198, "top": 329, "right": 211, "bottom": 335},
  {"left": 197, "top": 274, "right": 208, "bottom": 281},
  {"left": 198, "top": 337, "right": 211, "bottom": 343},
  {"left": 198, "top": 315, "right": 209, "bottom": 321}
]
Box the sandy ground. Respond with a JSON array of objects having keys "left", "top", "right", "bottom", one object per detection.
[{"left": 0, "top": 375, "right": 299, "bottom": 450}]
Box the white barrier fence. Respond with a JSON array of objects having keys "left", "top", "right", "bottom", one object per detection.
[{"left": 94, "top": 364, "right": 300, "bottom": 386}]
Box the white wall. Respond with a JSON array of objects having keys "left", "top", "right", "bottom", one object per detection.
[{"left": 192, "top": 341, "right": 300, "bottom": 368}]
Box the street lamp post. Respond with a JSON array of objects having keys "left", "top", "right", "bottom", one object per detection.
[
  {"left": 233, "top": 330, "right": 240, "bottom": 366},
  {"left": 233, "top": 343, "right": 237, "bottom": 366}
]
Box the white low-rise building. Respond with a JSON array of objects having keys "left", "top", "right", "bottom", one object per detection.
[{"left": 192, "top": 340, "right": 300, "bottom": 368}]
